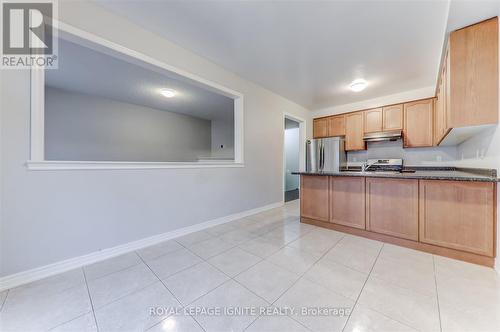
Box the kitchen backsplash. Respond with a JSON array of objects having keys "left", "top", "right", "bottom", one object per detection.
[{"left": 347, "top": 140, "right": 458, "bottom": 166}]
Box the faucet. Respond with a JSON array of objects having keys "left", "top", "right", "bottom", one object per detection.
[{"left": 362, "top": 160, "right": 377, "bottom": 172}]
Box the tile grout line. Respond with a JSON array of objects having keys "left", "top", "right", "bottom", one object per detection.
[
  {"left": 250, "top": 233, "right": 348, "bottom": 332},
  {"left": 12, "top": 269, "right": 156, "bottom": 332},
  {"left": 179, "top": 217, "right": 307, "bottom": 274},
  {"left": 0, "top": 289, "right": 9, "bottom": 312},
  {"left": 135, "top": 213, "right": 303, "bottom": 328},
  {"left": 140, "top": 241, "right": 222, "bottom": 282},
  {"left": 137, "top": 263, "right": 208, "bottom": 332},
  {"left": 159, "top": 210, "right": 303, "bottom": 331},
  {"left": 84, "top": 272, "right": 161, "bottom": 314},
  {"left": 136, "top": 253, "right": 184, "bottom": 306},
  {"left": 82, "top": 267, "right": 100, "bottom": 332},
  {"left": 433, "top": 255, "right": 444, "bottom": 332},
  {"left": 238, "top": 221, "right": 314, "bottom": 259},
  {"left": 45, "top": 312, "right": 94, "bottom": 332},
  {"left": 179, "top": 239, "right": 239, "bottom": 261},
  {"left": 145, "top": 213, "right": 300, "bottom": 299},
  {"left": 340, "top": 244, "right": 419, "bottom": 332},
  {"left": 0, "top": 208, "right": 301, "bottom": 332},
  {"left": 237, "top": 240, "right": 286, "bottom": 260},
  {"left": 83, "top": 252, "right": 144, "bottom": 283},
  {"left": 270, "top": 233, "right": 348, "bottom": 306},
  {"left": 155, "top": 214, "right": 301, "bottom": 269},
  {"left": 135, "top": 250, "right": 210, "bottom": 332},
  {"left": 84, "top": 255, "right": 161, "bottom": 310},
  {"left": 172, "top": 217, "right": 310, "bottom": 331},
  {"left": 340, "top": 242, "right": 384, "bottom": 332},
  {"left": 135, "top": 245, "right": 186, "bottom": 265}
]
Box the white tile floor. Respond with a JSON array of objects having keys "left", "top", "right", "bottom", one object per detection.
[{"left": 1, "top": 200, "right": 500, "bottom": 332}]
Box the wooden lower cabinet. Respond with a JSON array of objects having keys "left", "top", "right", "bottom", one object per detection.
[
  {"left": 300, "top": 175, "right": 497, "bottom": 265},
  {"left": 300, "top": 175, "right": 329, "bottom": 221},
  {"left": 366, "top": 178, "right": 419, "bottom": 241},
  {"left": 419, "top": 180, "right": 496, "bottom": 256},
  {"left": 329, "top": 177, "right": 365, "bottom": 229}
]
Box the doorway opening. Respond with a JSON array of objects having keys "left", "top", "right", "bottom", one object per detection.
[{"left": 284, "top": 117, "right": 301, "bottom": 202}]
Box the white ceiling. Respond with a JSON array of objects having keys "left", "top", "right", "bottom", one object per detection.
[
  {"left": 95, "top": 0, "right": 452, "bottom": 110},
  {"left": 46, "top": 38, "right": 234, "bottom": 120},
  {"left": 447, "top": 0, "right": 499, "bottom": 32}
]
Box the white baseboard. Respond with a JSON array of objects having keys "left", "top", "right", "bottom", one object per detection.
[{"left": 0, "top": 201, "right": 283, "bottom": 292}]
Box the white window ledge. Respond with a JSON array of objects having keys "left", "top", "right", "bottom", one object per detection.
[{"left": 26, "top": 160, "right": 245, "bottom": 171}]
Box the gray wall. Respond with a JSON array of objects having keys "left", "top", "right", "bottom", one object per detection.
[
  {"left": 0, "top": 1, "right": 312, "bottom": 277},
  {"left": 210, "top": 117, "right": 234, "bottom": 159},
  {"left": 45, "top": 87, "right": 212, "bottom": 162}
]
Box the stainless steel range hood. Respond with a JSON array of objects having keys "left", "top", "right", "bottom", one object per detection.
[{"left": 363, "top": 130, "right": 402, "bottom": 142}]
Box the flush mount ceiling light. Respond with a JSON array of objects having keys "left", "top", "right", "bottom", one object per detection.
[
  {"left": 160, "top": 88, "right": 177, "bottom": 98},
  {"left": 349, "top": 79, "right": 368, "bottom": 92}
]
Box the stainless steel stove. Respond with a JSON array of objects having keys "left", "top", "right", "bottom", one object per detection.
[{"left": 363, "top": 158, "right": 404, "bottom": 172}]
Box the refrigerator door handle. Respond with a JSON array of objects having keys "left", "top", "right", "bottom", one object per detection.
[
  {"left": 318, "top": 141, "right": 322, "bottom": 171},
  {"left": 323, "top": 142, "right": 326, "bottom": 171},
  {"left": 320, "top": 141, "right": 325, "bottom": 171}
]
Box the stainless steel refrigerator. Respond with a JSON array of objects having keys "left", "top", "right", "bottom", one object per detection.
[{"left": 306, "top": 137, "right": 346, "bottom": 172}]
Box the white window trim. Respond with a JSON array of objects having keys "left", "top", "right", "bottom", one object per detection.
[{"left": 27, "top": 21, "right": 244, "bottom": 171}]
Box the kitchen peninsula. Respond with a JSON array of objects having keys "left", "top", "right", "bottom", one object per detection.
[{"left": 295, "top": 169, "right": 498, "bottom": 267}]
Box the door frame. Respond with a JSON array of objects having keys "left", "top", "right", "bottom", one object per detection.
[{"left": 283, "top": 112, "right": 306, "bottom": 203}]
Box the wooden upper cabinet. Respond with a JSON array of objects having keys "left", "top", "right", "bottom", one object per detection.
[
  {"left": 382, "top": 104, "right": 403, "bottom": 130},
  {"left": 345, "top": 113, "right": 366, "bottom": 151},
  {"left": 419, "top": 180, "right": 495, "bottom": 257},
  {"left": 363, "top": 105, "right": 402, "bottom": 133},
  {"left": 404, "top": 99, "right": 434, "bottom": 148},
  {"left": 364, "top": 108, "right": 383, "bottom": 133},
  {"left": 313, "top": 118, "right": 328, "bottom": 138},
  {"left": 328, "top": 115, "right": 345, "bottom": 137},
  {"left": 329, "top": 177, "right": 366, "bottom": 229},
  {"left": 300, "top": 175, "right": 329, "bottom": 222},
  {"left": 366, "top": 178, "right": 419, "bottom": 241},
  {"left": 449, "top": 17, "right": 498, "bottom": 128}
]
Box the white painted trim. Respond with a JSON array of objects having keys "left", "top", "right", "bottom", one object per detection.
[
  {"left": 26, "top": 160, "right": 245, "bottom": 171},
  {"left": 57, "top": 21, "right": 243, "bottom": 99},
  {"left": 29, "top": 20, "right": 244, "bottom": 167},
  {"left": 234, "top": 96, "right": 245, "bottom": 164},
  {"left": 283, "top": 113, "right": 306, "bottom": 202},
  {"left": 0, "top": 201, "right": 283, "bottom": 291},
  {"left": 283, "top": 113, "right": 306, "bottom": 172}
]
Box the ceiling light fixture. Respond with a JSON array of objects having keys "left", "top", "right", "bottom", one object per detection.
[
  {"left": 349, "top": 79, "right": 367, "bottom": 92},
  {"left": 160, "top": 88, "right": 177, "bottom": 98}
]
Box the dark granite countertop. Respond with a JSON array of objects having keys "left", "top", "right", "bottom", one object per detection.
[{"left": 292, "top": 167, "right": 498, "bottom": 182}]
